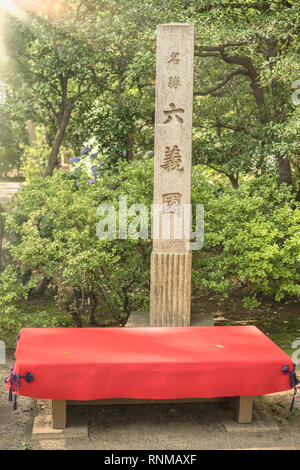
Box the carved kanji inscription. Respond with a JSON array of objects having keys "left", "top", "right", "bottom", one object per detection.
[
  {"left": 163, "top": 103, "right": 184, "bottom": 124},
  {"left": 168, "top": 76, "right": 181, "bottom": 88},
  {"left": 167, "top": 52, "right": 180, "bottom": 64},
  {"left": 160, "top": 145, "right": 183, "bottom": 171},
  {"left": 162, "top": 192, "right": 182, "bottom": 213}
]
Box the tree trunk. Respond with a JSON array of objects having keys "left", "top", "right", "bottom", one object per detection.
[
  {"left": 70, "top": 309, "right": 83, "bottom": 327},
  {"left": 125, "top": 126, "right": 136, "bottom": 162},
  {"left": 31, "top": 276, "right": 52, "bottom": 297},
  {"left": 44, "top": 109, "right": 71, "bottom": 176},
  {"left": 228, "top": 174, "right": 239, "bottom": 189},
  {"left": 26, "top": 120, "right": 37, "bottom": 146},
  {"left": 277, "top": 155, "right": 292, "bottom": 186},
  {"left": 87, "top": 292, "right": 98, "bottom": 325}
]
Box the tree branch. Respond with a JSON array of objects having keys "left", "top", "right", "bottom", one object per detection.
[
  {"left": 195, "top": 43, "right": 269, "bottom": 123},
  {"left": 70, "top": 74, "right": 92, "bottom": 104},
  {"left": 205, "top": 121, "right": 253, "bottom": 136},
  {"left": 89, "top": 67, "right": 116, "bottom": 94},
  {"left": 195, "top": 69, "right": 248, "bottom": 96}
]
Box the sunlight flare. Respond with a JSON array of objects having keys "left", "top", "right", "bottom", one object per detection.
[{"left": 0, "top": 0, "right": 28, "bottom": 21}]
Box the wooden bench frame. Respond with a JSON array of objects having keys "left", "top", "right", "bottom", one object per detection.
[{"left": 51, "top": 396, "right": 253, "bottom": 429}]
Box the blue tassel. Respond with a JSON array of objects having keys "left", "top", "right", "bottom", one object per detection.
[
  {"left": 282, "top": 363, "right": 299, "bottom": 412},
  {"left": 24, "top": 372, "right": 34, "bottom": 383},
  {"left": 14, "top": 332, "right": 20, "bottom": 351},
  {"left": 4, "top": 363, "right": 34, "bottom": 411},
  {"left": 290, "top": 396, "right": 295, "bottom": 413}
]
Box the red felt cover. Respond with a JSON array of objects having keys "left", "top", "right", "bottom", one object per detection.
[{"left": 6, "top": 326, "right": 294, "bottom": 400}]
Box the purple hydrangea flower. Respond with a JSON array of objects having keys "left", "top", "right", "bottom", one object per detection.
[
  {"left": 99, "top": 160, "right": 104, "bottom": 166},
  {"left": 87, "top": 178, "right": 97, "bottom": 185},
  {"left": 80, "top": 146, "right": 90, "bottom": 155},
  {"left": 91, "top": 166, "right": 99, "bottom": 176},
  {"left": 90, "top": 152, "right": 98, "bottom": 159},
  {"left": 70, "top": 157, "right": 81, "bottom": 163},
  {"left": 75, "top": 182, "right": 80, "bottom": 187}
]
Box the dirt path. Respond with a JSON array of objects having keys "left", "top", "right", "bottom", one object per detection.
[
  {"left": 0, "top": 181, "right": 22, "bottom": 204},
  {"left": 1, "top": 352, "right": 300, "bottom": 450}
]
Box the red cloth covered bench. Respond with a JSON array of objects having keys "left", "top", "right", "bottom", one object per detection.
[{"left": 5, "top": 326, "right": 298, "bottom": 427}]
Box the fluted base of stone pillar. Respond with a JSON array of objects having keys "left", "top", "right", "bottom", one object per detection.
[{"left": 150, "top": 252, "right": 191, "bottom": 326}]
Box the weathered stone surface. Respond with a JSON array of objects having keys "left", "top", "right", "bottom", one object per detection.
[
  {"left": 150, "top": 252, "right": 191, "bottom": 326},
  {"left": 150, "top": 23, "right": 194, "bottom": 327},
  {"left": 223, "top": 413, "right": 280, "bottom": 434},
  {"left": 126, "top": 311, "right": 214, "bottom": 327},
  {"left": 31, "top": 415, "right": 88, "bottom": 440}
]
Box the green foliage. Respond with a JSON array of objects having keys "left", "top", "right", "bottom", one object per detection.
[
  {"left": 0, "top": 265, "right": 33, "bottom": 315},
  {"left": 5, "top": 159, "right": 153, "bottom": 326},
  {"left": 190, "top": 0, "right": 300, "bottom": 187},
  {"left": 0, "top": 299, "right": 73, "bottom": 349},
  {"left": 21, "top": 442, "right": 31, "bottom": 451},
  {"left": 20, "top": 128, "right": 50, "bottom": 181},
  {"left": 243, "top": 296, "right": 261, "bottom": 310},
  {"left": 0, "top": 265, "right": 36, "bottom": 340},
  {"left": 192, "top": 168, "right": 300, "bottom": 302},
  {"left": 1, "top": 0, "right": 300, "bottom": 189},
  {"left": 0, "top": 96, "right": 28, "bottom": 176}
]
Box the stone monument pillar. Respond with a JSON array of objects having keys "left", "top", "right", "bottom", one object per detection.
[{"left": 150, "top": 23, "right": 194, "bottom": 327}]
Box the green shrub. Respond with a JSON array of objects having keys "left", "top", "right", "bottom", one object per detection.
[
  {"left": 4, "top": 158, "right": 153, "bottom": 326},
  {"left": 192, "top": 168, "right": 300, "bottom": 303},
  {"left": 20, "top": 130, "right": 50, "bottom": 181}
]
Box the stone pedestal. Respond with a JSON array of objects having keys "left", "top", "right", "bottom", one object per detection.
[
  {"left": 150, "top": 253, "right": 191, "bottom": 326},
  {"left": 126, "top": 310, "right": 214, "bottom": 328}
]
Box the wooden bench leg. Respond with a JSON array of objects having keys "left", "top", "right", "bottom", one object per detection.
[
  {"left": 52, "top": 400, "right": 67, "bottom": 429},
  {"left": 235, "top": 396, "right": 253, "bottom": 424}
]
